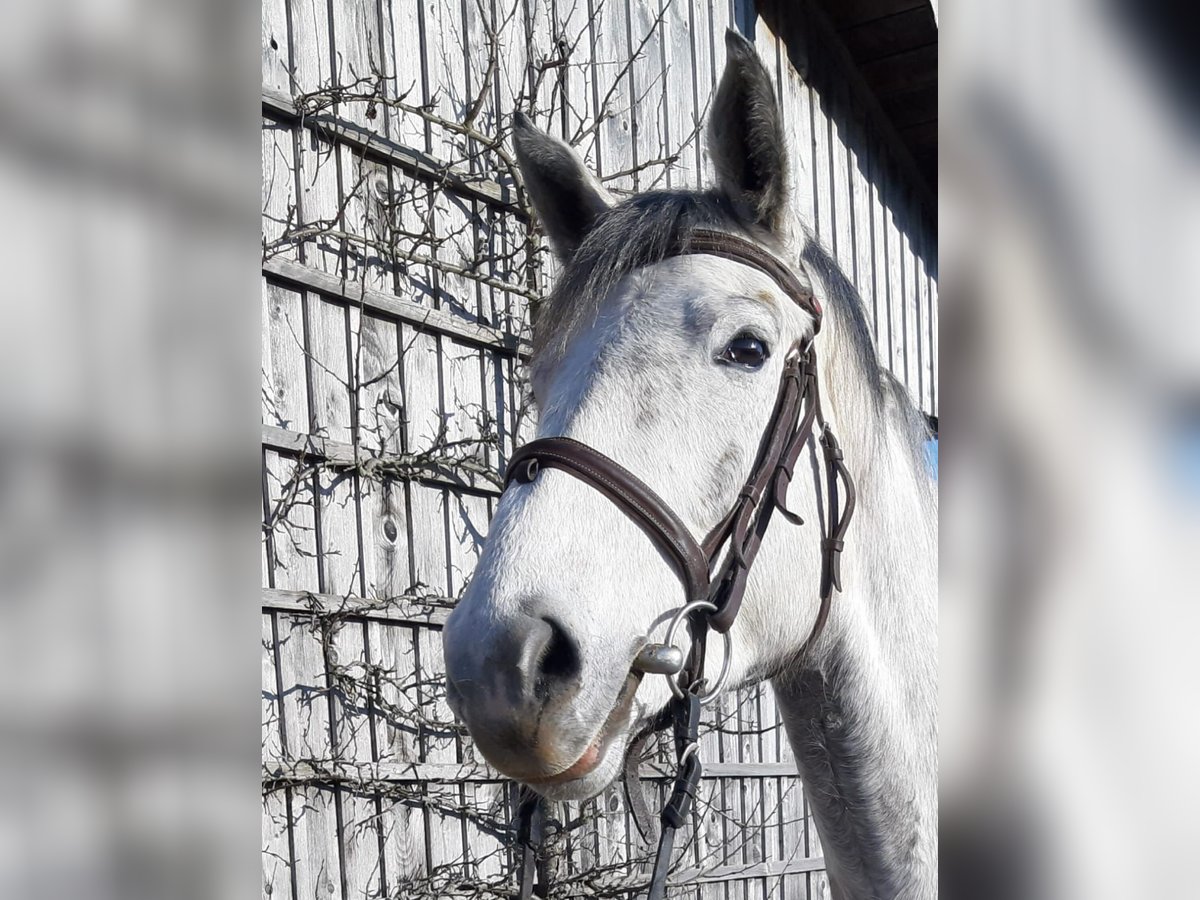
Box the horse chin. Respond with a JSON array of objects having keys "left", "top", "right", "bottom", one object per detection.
[
  {"left": 526, "top": 736, "right": 630, "bottom": 801},
  {"left": 522, "top": 673, "right": 645, "bottom": 801}
]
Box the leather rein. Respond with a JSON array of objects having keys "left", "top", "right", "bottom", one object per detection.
[{"left": 505, "top": 229, "right": 856, "bottom": 899}]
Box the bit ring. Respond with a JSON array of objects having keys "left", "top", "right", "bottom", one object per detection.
[{"left": 663, "top": 600, "right": 733, "bottom": 705}]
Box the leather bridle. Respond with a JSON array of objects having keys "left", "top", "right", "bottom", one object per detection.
[{"left": 506, "top": 228, "right": 856, "bottom": 899}]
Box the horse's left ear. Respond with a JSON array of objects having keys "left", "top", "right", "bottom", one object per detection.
[
  {"left": 511, "top": 111, "right": 614, "bottom": 260},
  {"left": 709, "top": 30, "right": 790, "bottom": 233}
]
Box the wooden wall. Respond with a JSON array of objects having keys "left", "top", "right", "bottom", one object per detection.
[{"left": 261, "top": 1, "right": 936, "bottom": 898}]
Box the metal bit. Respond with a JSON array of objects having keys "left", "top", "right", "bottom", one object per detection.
[{"left": 631, "top": 642, "right": 684, "bottom": 675}]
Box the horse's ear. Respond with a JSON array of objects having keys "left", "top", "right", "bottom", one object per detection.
[
  {"left": 709, "top": 30, "right": 790, "bottom": 232},
  {"left": 511, "top": 111, "right": 613, "bottom": 260}
]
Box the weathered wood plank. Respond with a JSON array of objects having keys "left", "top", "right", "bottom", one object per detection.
[
  {"left": 330, "top": 621, "right": 383, "bottom": 900},
  {"left": 261, "top": 255, "right": 528, "bottom": 356},
  {"left": 262, "top": 614, "right": 292, "bottom": 900},
  {"left": 686, "top": 0, "right": 714, "bottom": 188},
  {"left": 262, "top": 119, "right": 299, "bottom": 262},
  {"left": 659, "top": 0, "right": 698, "bottom": 190},
  {"left": 317, "top": 463, "right": 362, "bottom": 598},
  {"left": 307, "top": 294, "right": 353, "bottom": 444},
  {"left": 424, "top": 0, "right": 471, "bottom": 168},
  {"left": 263, "top": 89, "right": 525, "bottom": 214},
  {"left": 351, "top": 310, "right": 403, "bottom": 457},
  {"left": 383, "top": 0, "right": 427, "bottom": 149},
  {"left": 264, "top": 450, "right": 319, "bottom": 592},
  {"left": 908, "top": 217, "right": 927, "bottom": 411},
  {"left": 808, "top": 46, "right": 834, "bottom": 252},
  {"left": 433, "top": 191, "right": 482, "bottom": 322},
  {"left": 867, "top": 127, "right": 886, "bottom": 341},
  {"left": 296, "top": 129, "right": 345, "bottom": 276},
  {"left": 916, "top": 231, "right": 932, "bottom": 414},
  {"left": 276, "top": 608, "right": 343, "bottom": 900},
  {"left": 338, "top": 148, "right": 392, "bottom": 293},
  {"left": 629, "top": 0, "right": 668, "bottom": 190},
  {"left": 524, "top": 0, "right": 558, "bottom": 135},
  {"left": 261, "top": 423, "right": 504, "bottom": 499},
  {"left": 262, "top": 0, "right": 290, "bottom": 95},
  {"left": 561, "top": 0, "right": 598, "bottom": 162},
  {"left": 928, "top": 270, "right": 938, "bottom": 417},
  {"left": 900, "top": 187, "right": 919, "bottom": 396},
  {"left": 849, "top": 105, "right": 876, "bottom": 312},
  {"left": 402, "top": 324, "right": 445, "bottom": 457},
  {"left": 262, "top": 278, "right": 310, "bottom": 433},
  {"left": 330, "top": 0, "right": 388, "bottom": 133},
  {"left": 446, "top": 490, "right": 488, "bottom": 598},
  {"left": 288, "top": 0, "right": 332, "bottom": 96},
  {"left": 369, "top": 621, "right": 427, "bottom": 888},
  {"left": 829, "top": 77, "right": 856, "bottom": 288},
  {"left": 591, "top": 0, "right": 637, "bottom": 191},
  {"left": 262, "top": 587, "right": 452, "bottom": 627},
  {"left": 883, "top": 158, "right": 905, "bottom": 378},
  {"left": 779, "top": 29, "right": 815, "bottom": 234}
]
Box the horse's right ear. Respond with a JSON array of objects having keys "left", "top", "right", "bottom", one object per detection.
[
  {"left": 708, "top": 30, "right": 790, "bottom": 232},
  {"left": 512, "top": 112, "right": 613, "bottom": 260}
]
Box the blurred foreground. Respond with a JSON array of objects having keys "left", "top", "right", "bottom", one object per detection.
[
  {"left": 0, "top": 0, "right": 1196, "bottom": 897},
  {"left": 0, "top": 1, "right": 254, "bottom": 898},
  {"left": 940, "top": 1, "right": 1200, "bottom": 898}
]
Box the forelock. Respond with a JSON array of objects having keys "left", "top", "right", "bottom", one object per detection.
[{"left": 531, "top": 189, "right": 764, "bottom": 367}]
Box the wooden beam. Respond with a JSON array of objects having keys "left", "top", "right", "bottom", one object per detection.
[
  {"left": 261, "top": 423, "right": 505, "bottom": 498},
  {"left": 859, "top": 43, "right": 938, "bottom": 98},
  {"left": 823, "top": 0, "right": 924, "bottom": 30},
  {"left": 263, "top": 86, "right": 526, "bottom": 216},
  {"left": 262, "top": 255, "right": 530, "bottom": 358},
  {"left": 879, "top": 83, "right": 938, "bottom": 129},
  {"left": 262, "top": 587, "right": 454, "bottom": 626},
  {"left": 839, "top": 6, "right": 937, "bottom": 64},
  {"left": 262, "top": 757, "right": 803, "bottom": 785}
]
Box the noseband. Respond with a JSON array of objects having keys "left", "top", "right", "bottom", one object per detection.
[{"left": 505, "top": 228, "right": 856, "bottom": 900}]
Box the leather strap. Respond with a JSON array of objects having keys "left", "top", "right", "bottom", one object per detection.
[
  {"left": 678, "top": 229, "right": 822, "bottom": 332},
  {"left": 646, "top": 693, "right": 702, "bottom": 900},
  {"left": 703, "top": 346, "right": 815, "bottom": 633},
  {"left": 505, "top": 436, "right": 711, "bottom": 607},
  {"left": 514, "top": 790, "right": 544, "bottom": 899}
]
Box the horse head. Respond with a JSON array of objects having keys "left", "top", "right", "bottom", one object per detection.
[{"left": 443, "top": 31, "right": 834, "bottom": 801}]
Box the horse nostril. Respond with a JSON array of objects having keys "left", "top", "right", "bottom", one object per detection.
[{"left": 534, "top": 616, "right": 581, "bottom": 698}]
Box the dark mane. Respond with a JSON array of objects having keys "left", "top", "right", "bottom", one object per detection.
[
  {"left": 533, "top": 189, "right": 763, "bottom": 363},
  {"left": 798, "top": 238, "right": 886, "bottom": 407}
]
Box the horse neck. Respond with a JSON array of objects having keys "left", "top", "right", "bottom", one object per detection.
[{"left": 773, "top": 296, "right": 938, "bottom": 899}]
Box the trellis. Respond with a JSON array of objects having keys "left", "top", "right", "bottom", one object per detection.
[{"left": 261, "top": 1, "right": 936, "bottom": 897}]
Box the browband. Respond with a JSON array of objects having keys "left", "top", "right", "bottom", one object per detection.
[{"left": 678, "top": 229, "right": 822, "bottom": 331}]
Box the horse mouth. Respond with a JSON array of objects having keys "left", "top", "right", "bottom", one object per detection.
[{"left": 525, "top": 672, "right": 641, "bottom": 788}]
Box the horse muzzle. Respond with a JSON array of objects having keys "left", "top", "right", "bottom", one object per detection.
[{"left": 443, "top": 602, "right": 639, "bottom": 784}]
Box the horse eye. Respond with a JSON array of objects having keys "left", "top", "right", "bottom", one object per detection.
[{"left": 721, "top": 334, "right": 770, "bottom": 369}]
